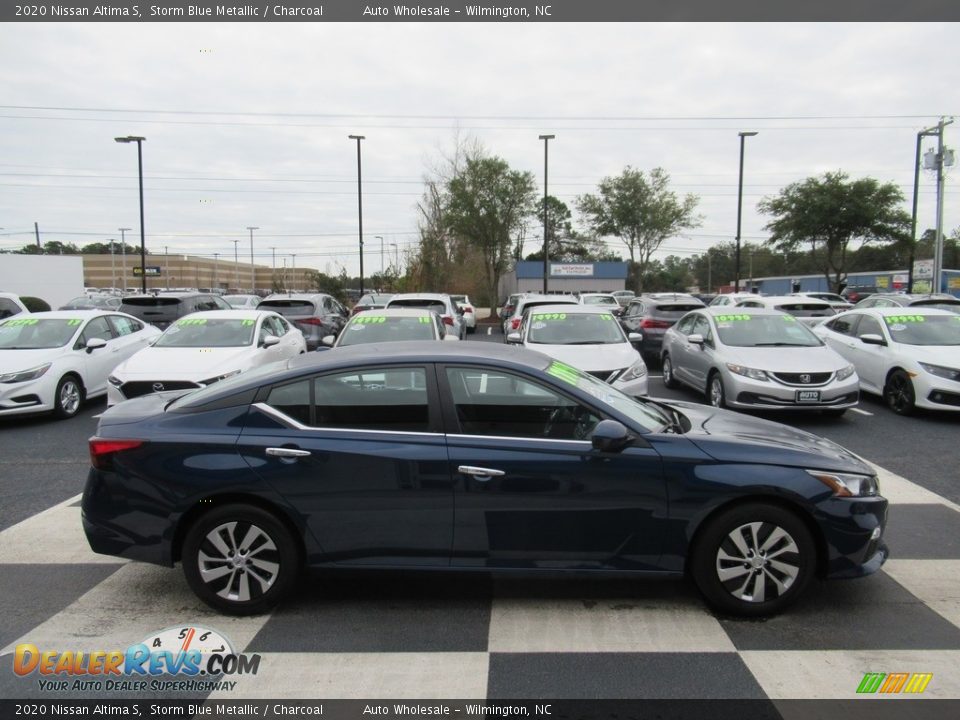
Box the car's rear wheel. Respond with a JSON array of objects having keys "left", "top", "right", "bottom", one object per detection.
[
  {"left": 691, "top": 503, "right": 816, "bottom": 617},
  {"left": 708, "top": 372, "right": 726, "bottom": 408},
  {"left": 182, "top": 504, "right": 300, "bottom": 615},
  {"left": 53, "top": 374, "right": 83, "bottom": 419},
  {"left": 662, "top": 354, "right": 679, "bottom": 389},
  {"left": 883, "top": 370, "right": 916, "bottom": 415}
]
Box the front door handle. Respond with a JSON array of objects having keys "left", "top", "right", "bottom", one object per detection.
[
  {"left": 266, "top": 447, "right": 311, "bottom": 458},
  {"left": 458, "top": 465, "right": 505, "bottom": 481}
]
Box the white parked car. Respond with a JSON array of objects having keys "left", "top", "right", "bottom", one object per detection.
[
  {"left": 709, "top": 292, "right": 760, "bottom": 307},
  {"left": 734, "top": 295, "right": 837, "bottom": 327},
  {"left": 222, "top": 294, "right": 261, "bottom": 309},
  {"left": 107, "top": 310, "right": 305, "bottom": 405},
  {"left": 661, "top": 307, "right": 858, "bottom": 415},
  {"left": 502, "top": 294, "right": 580, "bottom": 336},
  {"left": 385, "top": 293, "right": 466, "bottom": 340},
  {"left": 814, "top": 307, "right": 960, "bottom": 415},
  {"left": 449, "top": 295, "right": 476, "bottom": 333},
  {"left": 507, "top": 304, "right": 648, "bottom": 396},
  {"left": 0, "top": 310, "right": 160, "bottom": 419},
  {"left": 0, "top": 292, "right": 30, "bottom": 320},
  {"left": 324, "top": 308, "right": 458, "bottom": 347}
]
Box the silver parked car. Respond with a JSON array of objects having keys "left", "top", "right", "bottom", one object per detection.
[
  {"left": 734, "top": 295, "right": 837, "bottom": 327},
  {"left": 660, "top": 307, "right": 859, "bottom": 415}
]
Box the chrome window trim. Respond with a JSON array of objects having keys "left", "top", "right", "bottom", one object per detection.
[
  {"left": 446, "top": 432, "right": 592, "bottom": 447},
  {"left": 252, "top": 402, "right": 441, "bottom": 437}
]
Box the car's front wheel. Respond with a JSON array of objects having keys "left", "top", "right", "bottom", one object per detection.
[
  {"left": 182, "top": 504, "right": 300, "bottom": 615},
  {"left": 690, "top": 503, "right": 816, "bottom": 617},
  {"left": 884, "top": 369, "right": 916, "bottom": 415},
  {"left": 707, "top": 372, "right": 726, "bottom": 408},
  {"left": 53, "top": 374, "right": 84, "bottom": 419}
]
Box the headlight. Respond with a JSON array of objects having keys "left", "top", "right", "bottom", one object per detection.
[
  {"left": 0, "top": 363, "right": 51, "bottom": 384},
  {"left": 836, "top": 364, "right": 856, "bottom": 381},
  {"left": 806, "top": 469, "right": 879, "bottom": 498},
  {"left": 618, "top": 360, "right": 648, "bottom": 382},
  {"left": 725, "top": 363, "right": 768, "bottom": 381},
  {"left": 199, "top": 369, "right": 242, "bottom": 386},
  {"left": 108, "top": 375, "right": 123, "bottom": 387},
  {"left": 919, "top": 362, "right": 960, "bottom": 382}
]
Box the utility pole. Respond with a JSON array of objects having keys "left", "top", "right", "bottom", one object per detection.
[
  {"left": 348, "top": 134, "right": 365, "bottom": 295},
  {"left": 291, "top": 254, "right": 297, "bottom": 292},
  {"left": 247, "top": 226, "right": 259, "bottom": 294},
  {"left": 930, "top": 118, "right": 954, "bottom": 294},
  {"left": 735, "top": 131, "right": 758, "bottom": 292},
  {"left": 109, "top": 239, "right": 116, "bottom": 290},
  {"left": 232, "top": 239, "right": 240, "bottom": 290},
  {"left": 539, "top": 134, "right": 555, "bottom": 293},
  {"left": 164, "top": 246, "right": 169, "bottom": 290},
  {"left": 119, "top": 227, "right": 131, "bottom": 293},
  {"left": 213, "top": 252, "right": 219, "bottom": 290},
  {"left": 707, "top": 252, "right": 712, "bottom": 294}
]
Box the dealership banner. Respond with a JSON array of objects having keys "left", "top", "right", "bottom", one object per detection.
[{"left": 549, "top": 263, "right": 593, "bottom": 277}]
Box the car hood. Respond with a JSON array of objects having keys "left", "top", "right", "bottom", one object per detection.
[
  {"left": 662, "top": 399, "right": 872, "bottom": 475},
  {"left": 113, "top": 346, "right": 254, "bottom": 381},
  {"left": 0, "top": 347, "right": 64, "bottom": 371},
  {"left": 525, "top": 342, "right": 641, "bottom": 372},
  {"left": 721, "top": 345, "right": 848, "bottom": 372},
  {"left": 893, "top": 344, "right": 960, "bottom": 367}
]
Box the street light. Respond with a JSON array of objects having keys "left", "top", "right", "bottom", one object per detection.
[
  {"left": 232, "top": 239, "right": 240, "bottom": 290},
  {"left": 735, "top": 131, "right": 758, "bottom": 292},
  {"left": 349, "top": 135, "right": 365, "bottom": 295},
  {"left": 909, "top": 118, "right": 954, "bottom": 293},
  {"left": 114, "top": 136, "right": 147, "bottom": 292},
  {"left": 118, "top": 227, "right": 131, "bottom": 293},
  {"left": 389, "top": 243, "right": 399, "bottom": 272},
  {"left": 375, "top": 235, "right": 384, "bottom": 278},
  {"left": 247, "top": 226, "right": 259, "bottom": 293},
  {"left": 109, "top": 239, "right": 116, "bottom": 290},
  {"left": 538, "top": 134, "right": 555, "bottom": 293}
]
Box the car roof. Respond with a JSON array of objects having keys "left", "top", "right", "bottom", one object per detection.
[
  {"left": 388, "top": 292, "right": 450, "bottom": 301},
  {"left": 524, "top": 304, "right": 618, "bottom": 315},
  {"left": 351, "top": 308, "right": 439, "bottom": 318},
  {"left": 176, "top": 309, "right": 277, "bottom": 320},
  {"left": 517, "top": 294, "right": 579, "bottom": 304},
  {"left": 867, "top": 293, "right": 959, "bottom": 303},
  {"left": 742, "top": 295, "right": 832, "bottom": 305},
  {"left": 8, "top": 310, "right": 119, "bottom": 320},
  {"left": 262, "top": 293, "right": 329, "bottom": 301},
  {"left": 702, "top": 306, "right": 784, "bottom": 317},
  {"left": 840, "top": 306, "right": 957, "bottom": 317}
]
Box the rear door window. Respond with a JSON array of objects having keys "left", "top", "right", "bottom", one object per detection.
[{"left": 313, "top": 368, "right": 430, "bottom": 432}]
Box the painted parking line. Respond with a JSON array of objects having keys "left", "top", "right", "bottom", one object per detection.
[
  {"left": 850, "top": 408, "right": 874, "bottom": 416},
  {"left": 648, "top": 374, "right": 663, "bottom": 379}
]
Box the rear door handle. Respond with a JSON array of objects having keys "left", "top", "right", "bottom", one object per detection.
[
  {"left": 266, "top": 447, "right": 311, "bottom": 458},
  {"left": 458, "top": 465, "right": 505, "bottom": 481}
]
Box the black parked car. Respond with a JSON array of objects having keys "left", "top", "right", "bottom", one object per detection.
[
  {"left": 118, "top": 292, "right": 231, "bottom": 330},
  {"left": 620, "top": 295, "right": 706, "bottom": 361},
  {"left": 83, "top": 342, "right": 887, "bottom": 618}
]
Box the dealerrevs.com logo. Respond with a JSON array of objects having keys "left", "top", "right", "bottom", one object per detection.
[
  {"left": 12, "top": 625, "right": 260, "bottom": 693},
  {"left": 857, "top": 672, "right": 933, "bottom": 695}
]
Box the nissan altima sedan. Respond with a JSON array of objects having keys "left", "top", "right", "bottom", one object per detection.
[
  {"left": 661, "top": 307, "right": 859, "bottom": 415},
  {"left": 83, "top": 342, "right": 887, "bottom": 618},
  {"left": 506, "top": 304, "right": 648, "bottom": 396},
  {"left": 814, "top": 307, "right": 960, "bottom": 414},
  {"left": 107, "top": 310, "right": 305, "bottom": 405},
  {"left": 0, "top": 311, "right": 160, "bottom": 419}
]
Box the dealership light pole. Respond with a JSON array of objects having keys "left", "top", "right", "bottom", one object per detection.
[
  {"left": 539, "top": 134, "right": 555, "bottom": 294},
  {"left": 349, "top": 135, "right": 366, "bottom": 295},
  {"left": 246, "top": 226, "right": 259, "bottom": 293},
  {"left": 232, "top": 239, "right": 240, "bottom": 290},
  {"left": 735, "top": 131, "right": 758, "bottom": 292},
  {"left": 118, "top": 227, "right": 131, "bottom": 293},
  {"left": 213, "top": 252, "right": 219, "bottom": 290},
  {"left": 376, "top": 235, "right": 384, "bottom": 277},
  {"left": 109, "top": 239, "right": 116, "bottom": 290},
  {"left": 114, "top": 136, "right": 147, "bottom": 292}
]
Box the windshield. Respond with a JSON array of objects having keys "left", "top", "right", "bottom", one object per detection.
[
  {"left": 224, "top": 295, "right": 255, "bottom": 307},
  {"left": 912, "top": 301, "right": 960, "bottom": 313},
  {"left": 357, "top": 294, "right": 392, "bottom": 306},
  {"left": 527, "top": 312, "right": 625, "bottom": 345},
  {"left": 154, "top": 318, "right": 256, "bottom": 348},
  {"left": 544, "top": 360, "right": 671, "bottom": 432},
  {"left": 773, "top": 302, "right": 836, "bottom": 317},
  {"left": 0, "top": 317, "right": 82, "bottom": 349},
  {"left": 338, "top": 316, "right": 437, "bottom": 346},
  {"left": 62, "top": 296, "right": 116, "bottom": 309},
  {"left": 884, "top": 315, "right": 960, "bottom": 346},
  {"left": 714, "top": 314, "right": 822, "bottom": 347},
  {"left": 582, "top": 295, "right": 618, "bottom": 306},
  {"left": 388, "top": 299, "right": 447, "bottom": 314}
]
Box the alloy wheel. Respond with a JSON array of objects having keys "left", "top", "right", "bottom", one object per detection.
[
  {"left": 715, "top": 521, "right": 801, "bottom": 603},
  {"left": 197, "top": 521, "right": 281, "bottom": 603}
]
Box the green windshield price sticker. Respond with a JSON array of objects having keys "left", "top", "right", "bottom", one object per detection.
[
  {"left": 354, "top": 316, "right": 387, "bottom": 324},
  {"left": 3, "top": 318, "right": 39, "bottom": 326},
  {"left": 533, "top": 313, "right": 567, "bottom": 321},
  {"left": 241, "top": 319, "right": 255, "bottom": 326},
  {"left": 418, "top": 317, "right": 431, "bottom": 324},
  {"left": 782, "top": 315, "right": 796, "bottom": 321},
  {"left": 715, "top": 314, "right": 751, "bottom": 322},
  {"left": 600, "top": 314, "right": 612, "bottom": 321},
  {"left": 177, "top": 318, "right": 208, "bottom": 326},
  {"left": 885, "top": 315, "right": 926, "bottom": 324},
  {"left": 67, "top": 319, "right": 83, "bottom": 326},
  {"left": 546, "top": 360, "right": 581, "bottom": 386}
]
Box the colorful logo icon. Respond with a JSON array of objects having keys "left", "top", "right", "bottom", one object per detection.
[{"left": 856, "top": 672, "right": 933, "bottom": 694}]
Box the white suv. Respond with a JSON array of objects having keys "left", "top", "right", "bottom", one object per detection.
[{"left": 386, "top": 293, "right": 466, "bottom": 340}]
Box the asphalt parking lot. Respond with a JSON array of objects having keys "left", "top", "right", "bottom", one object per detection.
[{"left": 1, "top": 329, "right": 959, "bottom": 702}]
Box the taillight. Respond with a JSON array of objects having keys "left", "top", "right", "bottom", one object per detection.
[
  {"left": 640, "top": 319, "right": 672, "bottom": 329},
  {"left": 89, "top": 438, "right": 144, "bottom": 470},
  {"left": 511, "top": 318, "right": 521, "bottom": 330},
  {"left": 351, "top": 307, "right": 362, "bottom": 316},
  {"left": 298, "top": 317, "right": 324, "bottom": 326},
  {"left": 442, "top": 316, "right": 454, "bottom": 326},
  {"left": 464, "top": 306, "right": 473, "bottom": 313}
]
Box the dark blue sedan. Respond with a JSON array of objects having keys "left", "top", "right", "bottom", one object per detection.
[{"left": 82, "top": 342, "right": 888, "bottom": 616}]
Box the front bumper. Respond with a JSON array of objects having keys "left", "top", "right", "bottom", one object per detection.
[
  {"left": 723, "top": 370, "right": 860, "bottom": 410},
  {"left": 0, "top": 376, "right": 55, "bottom": 416},
  {"left": 915, "top": 375, "right": 960, "bottom": 411},
  {"left": 817, "top": 494, "right": 888, "bottom": 579}
]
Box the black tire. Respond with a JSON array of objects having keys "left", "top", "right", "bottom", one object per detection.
[
  {"left": 707, "top": 372, "right": 726, "bottom": 408},
  {"left": 52, "top": 374, "right": 84, "bottom": 419},
  {"left": 822, "top": 408, "right": 847, "bottom": 418},
  {"left": 883, "top": 369, "right": 916, "bottom": 416},
  {"left": 182, "top": 504, "right": 300, "bottom": 615},
  {"left": 690, "top": 502, "right": 816, "bottom": 617},
  {"left": 661, "top": 354, "right": 679, "bottom": 389}
]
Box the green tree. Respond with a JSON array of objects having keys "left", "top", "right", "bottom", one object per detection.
[
  {"left": 576, "top": 167, "right": 701, "bottom": 293},
  {"left": 759, "top": 171, "right": 911, "bottom": 293},
  {"left": 445, "top": 155, "right": 537, "bottom": 317}
]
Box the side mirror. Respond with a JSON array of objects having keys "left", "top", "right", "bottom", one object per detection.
[
  {"left": 261, "top": 334, "right": 280, "bottom": 348},
  {"left": 627, "top": 332, "right": 642, "bottom": 342},
  {"left": 687, "top": 333, "right": 705, "bottom": 345},
  {"left": 590, "top": 419, "right": 633, "bottom": 453},
  {"left": 321, "top": 335, "right": 335, "bottom": 347},
  {"left": 506, "top": 332, "right": 522, "bottom": 344},
  {"left": 860, "top": 333, "right": 886, "bottom": 346},
  {"left": 85, "top": 337, "right": 107, "bottom": 353}
]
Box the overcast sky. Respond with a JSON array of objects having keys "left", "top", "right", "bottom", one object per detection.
[{"left": 0, "top": 22, "right": 957, "bottom": 277}]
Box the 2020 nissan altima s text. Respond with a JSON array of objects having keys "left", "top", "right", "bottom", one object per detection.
[{"left": 82, "top": 342, "right": 888, "bottom": 617}]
